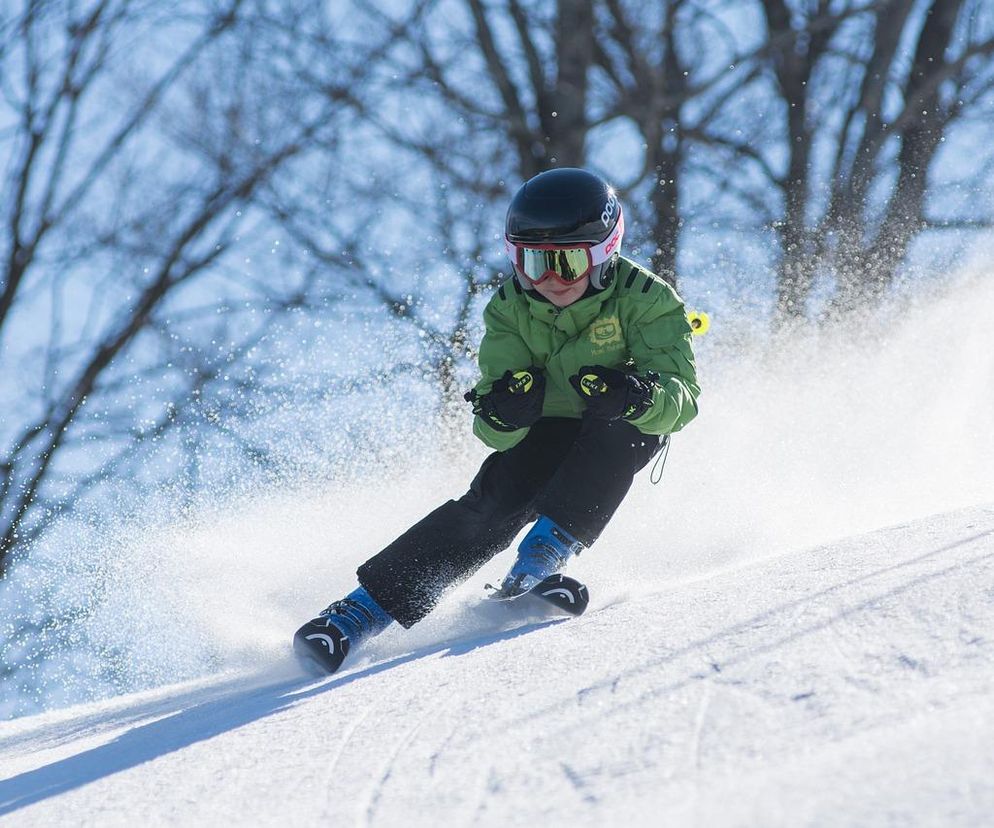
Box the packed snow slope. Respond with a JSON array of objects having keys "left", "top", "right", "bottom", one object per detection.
[
  {"left": 1, "top": 504, "right": 993, "bottom": 826},
  {"left": 2, "top": 269, "right": 994, "bottom": 824}
]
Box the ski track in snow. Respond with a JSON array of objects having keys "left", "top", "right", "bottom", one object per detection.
[{"left": 2, "top": 503, "right": 994, "bottom": 826}]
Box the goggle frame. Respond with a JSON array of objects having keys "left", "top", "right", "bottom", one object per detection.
[{"left": 504, "top": 207, "right": 625, "bottom": 287}]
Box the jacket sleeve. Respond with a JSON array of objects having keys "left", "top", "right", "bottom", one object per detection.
[
  {"left": 625, "top": 285, "right": 701, "bottom": 435},
  {"left": 471, "top": 293, "right": 535, "bottom": 451}
]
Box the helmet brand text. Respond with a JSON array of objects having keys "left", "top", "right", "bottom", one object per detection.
[{"left": 601, "top": 193, "right": 619, "bottom": 227}]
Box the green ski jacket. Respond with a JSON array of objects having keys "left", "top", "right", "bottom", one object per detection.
[{"left": 472, "top": 257, "right": 701, "bottom": 451}]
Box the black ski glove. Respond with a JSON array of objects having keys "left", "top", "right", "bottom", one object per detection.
[
  {"left": 465, "top": 366, "right": 546, "bottom": 432},
  {"left": 569, "top": 365, "right": 657, "bottom": 421}
]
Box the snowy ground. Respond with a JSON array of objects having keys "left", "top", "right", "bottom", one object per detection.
[{"left": 2, "top": 502, "right": 993, "bottom": 827}]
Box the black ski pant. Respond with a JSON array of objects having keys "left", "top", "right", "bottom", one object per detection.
[{"left": 357, "top": 417, "right": 662, "bottom": 628}]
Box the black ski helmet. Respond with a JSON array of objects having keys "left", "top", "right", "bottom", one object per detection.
[{"left": 505, "top": 168, "right": 625, "bottom": 290}]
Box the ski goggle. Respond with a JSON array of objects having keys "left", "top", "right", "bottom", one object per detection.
[{"left": 505, "top": 208, "right": 624, "bottom": 286}]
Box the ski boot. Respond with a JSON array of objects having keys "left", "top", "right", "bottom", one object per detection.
[
  {"left": 293, "top": 585, "right": 393, "bottom": 675},
  {"left": 487, "top": 516, "right": 589, "bottom": 615}
]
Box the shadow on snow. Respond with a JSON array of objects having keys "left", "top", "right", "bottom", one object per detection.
[{"left": 0, "top": 618, "right": 564, "bottom": 816}]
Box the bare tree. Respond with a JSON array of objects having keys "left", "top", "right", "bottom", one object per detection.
[
  {"left": 414, "top": 0, "right": 994, "bottom": 320},
  {"left": 707, "top": 0, "right": 994, "bottom": 322},
  {"left": 0, "top": 0, "right": 382, "bottom": 575},
  {"left": 456, "top": 0, "right": 596, "bottom": 176},
  {"left": 371, "top": 0, "right": 770, "bottom": 287},
  {"left": 406, "top": 0, "right": 695, "bottom": 280}
]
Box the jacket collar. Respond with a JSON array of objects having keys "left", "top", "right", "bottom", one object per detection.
[{"left": 523, "top": 274, "right": 619, "bottom": 336}]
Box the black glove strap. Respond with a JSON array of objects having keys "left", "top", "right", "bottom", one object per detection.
[{"left": 464, "top": 390, "right": 520, "bottom": 432}]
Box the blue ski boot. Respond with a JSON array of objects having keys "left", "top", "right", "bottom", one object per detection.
[
  {"left": 293, "top": 585, "right": 393, "bottom": 675},
  {"left": 492, "top": 515, "right": 586, "bottom": 599}
]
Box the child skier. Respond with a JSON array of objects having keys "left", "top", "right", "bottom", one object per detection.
[{"left": 294, "top": 167, "right": 700, "bottom": 674}]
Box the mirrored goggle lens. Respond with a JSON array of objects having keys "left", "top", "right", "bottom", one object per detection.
[{"left": 519, "top": 246, "right": 591, "bottom": 282}]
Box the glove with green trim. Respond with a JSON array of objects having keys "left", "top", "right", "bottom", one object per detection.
[
  {"left": 465, "top": 367, "right": 546, "bottom": 432},
  {"left": 569, "top": 365, "right": 656, "bottom": 421}
]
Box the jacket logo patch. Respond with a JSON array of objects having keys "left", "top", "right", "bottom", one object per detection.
[{"left": 589, "top": 316, "right": 623, "bottom": 348}]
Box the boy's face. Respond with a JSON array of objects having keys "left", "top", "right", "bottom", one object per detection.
[{"left": 533, "top": 274, "right": 590, "bottom": 307}]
